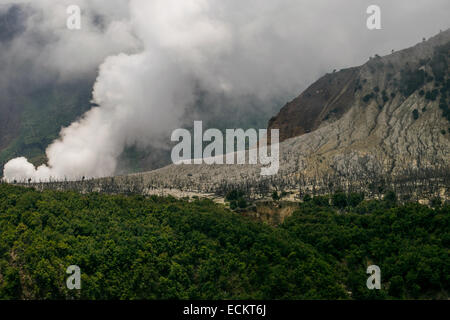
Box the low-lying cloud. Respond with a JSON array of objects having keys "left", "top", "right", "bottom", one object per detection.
[{"left": 2, "top": 0, "right": 449, "bottom": 182}]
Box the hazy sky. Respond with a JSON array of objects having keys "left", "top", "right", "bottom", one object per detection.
[{"left": 1, "top": 0, "right": 449, "bottom": 181}]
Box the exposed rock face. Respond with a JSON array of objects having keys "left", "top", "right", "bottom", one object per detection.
[
  {"left": 28, "top": 30, "right": 450, "bottom": 200},
  {"left": 265, "top": 29, "right": 450, "bottom": 180},
  {"left": 268, "top": 67, "right": 360, "bottom": 142}
]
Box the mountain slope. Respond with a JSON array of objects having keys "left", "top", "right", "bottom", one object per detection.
[
  {"left": 268, "top": 67, "right": 360, "bottom": 142},
  {"left": 27, "top": 30, "right": 450, "bottom": 200}
]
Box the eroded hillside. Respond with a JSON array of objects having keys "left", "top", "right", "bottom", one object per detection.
[{"left": 26, "top": 30, "right": 450, "bottom": 201}]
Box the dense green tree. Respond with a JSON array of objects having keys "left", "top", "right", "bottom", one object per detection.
[
  {"left": 332, "top": 192, "right": 348, "bottom": 209},
  {"left": 0, "top": 184, "right": 448, "bottom": 300}
]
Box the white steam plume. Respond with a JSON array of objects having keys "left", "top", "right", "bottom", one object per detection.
[{"left": 2, "top": 0, "right": 450, "bottom": 182}]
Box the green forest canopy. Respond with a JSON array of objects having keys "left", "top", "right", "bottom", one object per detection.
[{"left": 0, "top": 183, "right": 448, "bottom": 299}]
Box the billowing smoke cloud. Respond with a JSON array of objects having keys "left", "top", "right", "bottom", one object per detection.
[{"left": 2, "top": 0, "right": 450, "bottom": 182}]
